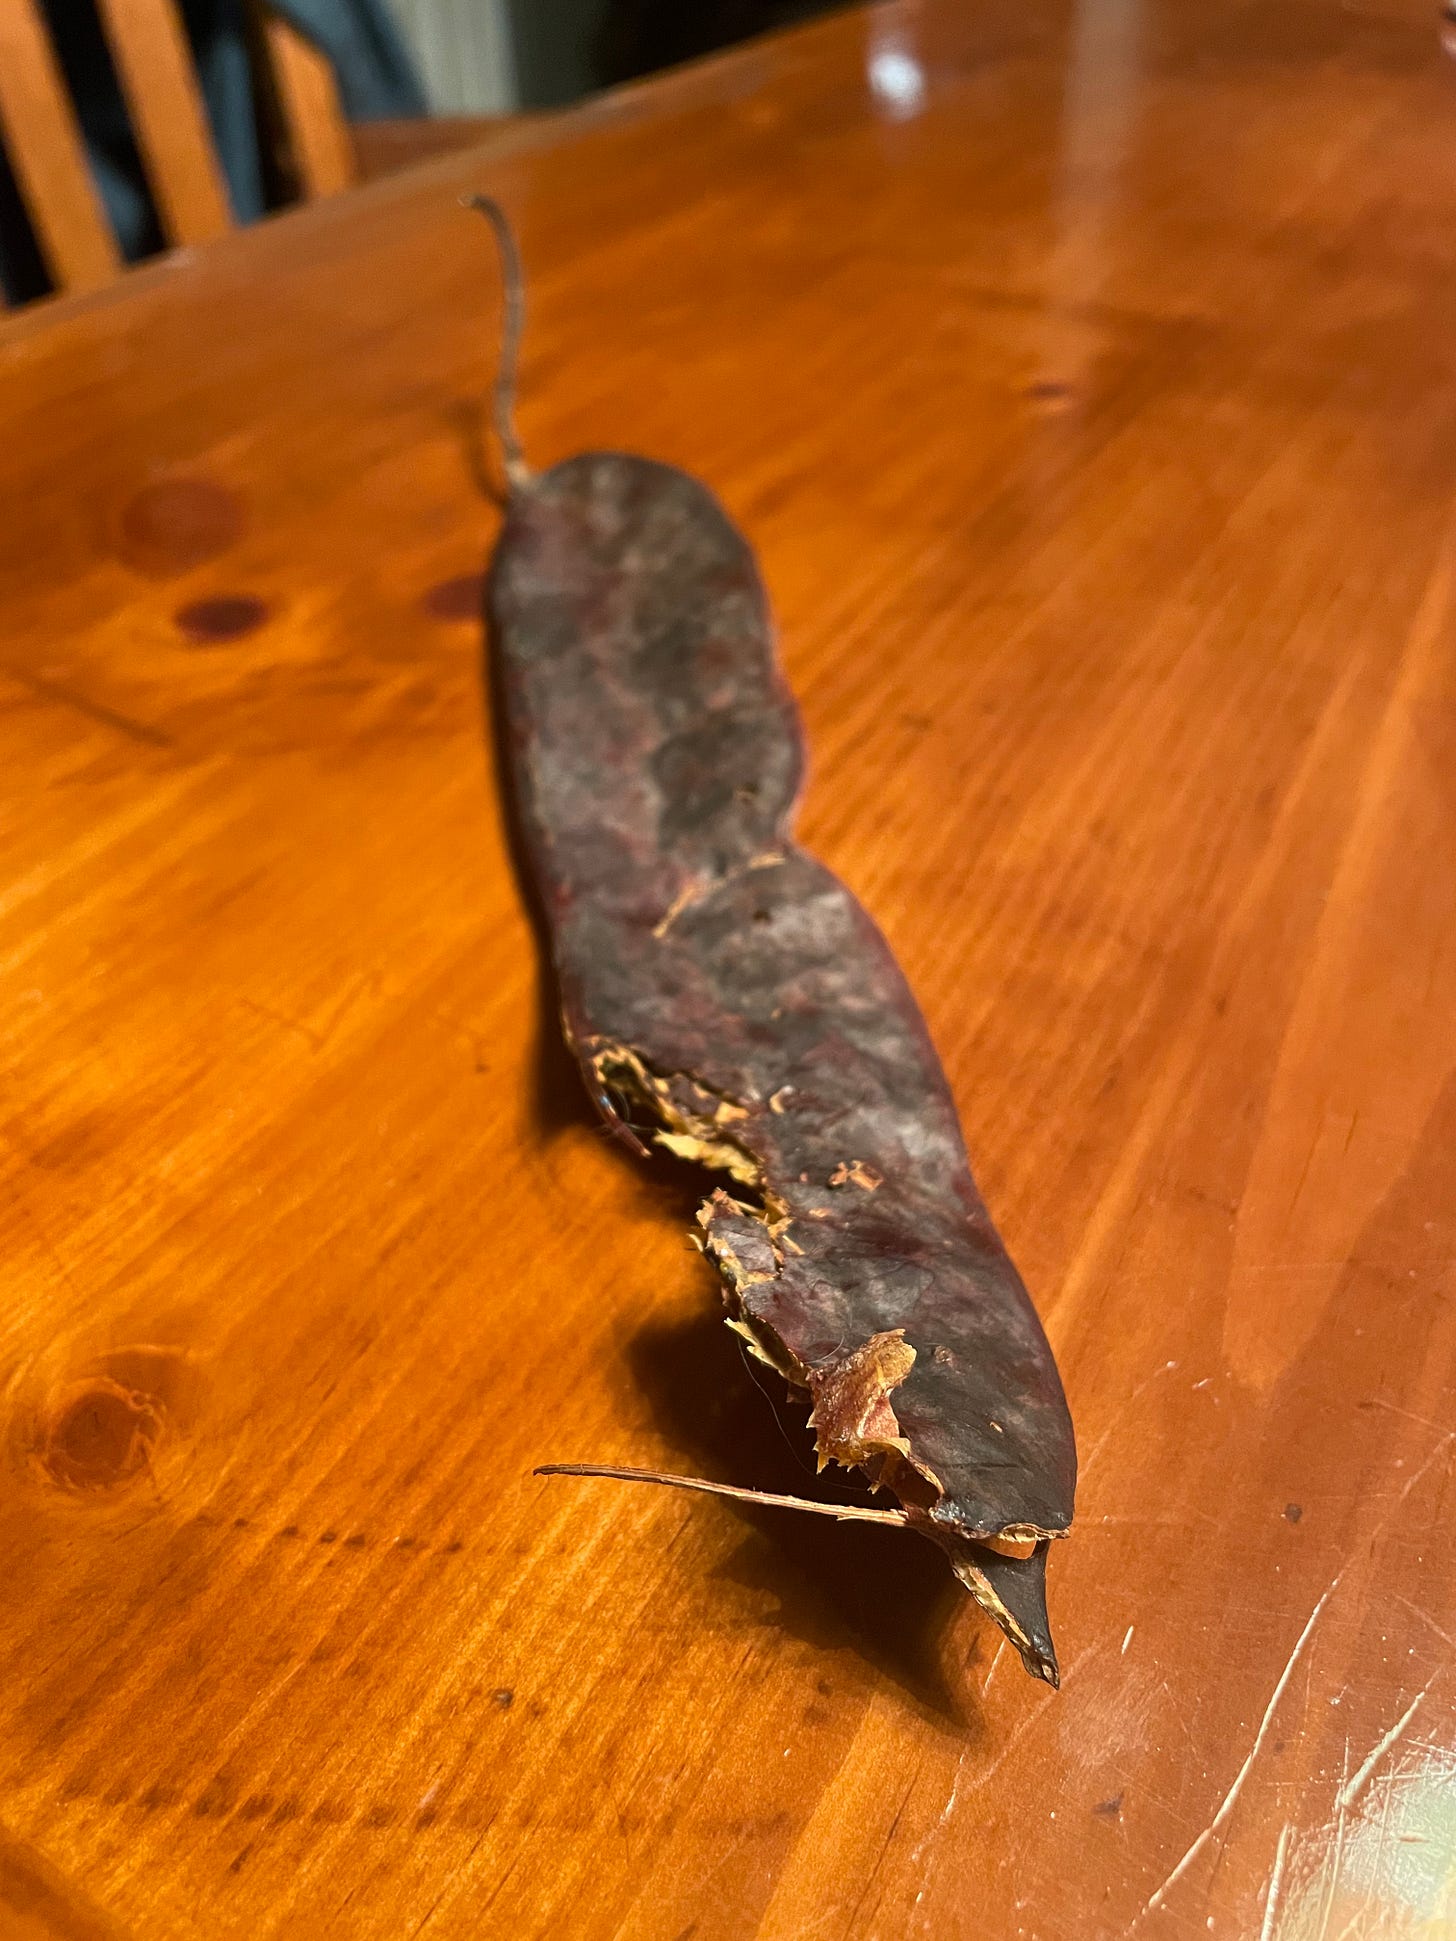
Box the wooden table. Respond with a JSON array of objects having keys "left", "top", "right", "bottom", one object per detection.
[{"left": 2, "top": 3, "right": 1454, "bottom": 1935}]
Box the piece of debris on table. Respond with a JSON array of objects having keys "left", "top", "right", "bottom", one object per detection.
[{"left": 470, "top": 197, "right": 1077, "bottom": 1685}]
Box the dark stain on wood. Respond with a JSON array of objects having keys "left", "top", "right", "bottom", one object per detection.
[
  {"left": 117, "top": 477, "right": 242, "bottom": 576},
  {"left": 422, "top": 572, "right": 487, "bottom": 621},
  {"left": 174, "top": 594, "right": 269, "bottom": 645}
]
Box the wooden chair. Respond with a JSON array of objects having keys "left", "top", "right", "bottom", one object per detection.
[{"left": 0, "top": 0, "right": 355, "bottom": 300}]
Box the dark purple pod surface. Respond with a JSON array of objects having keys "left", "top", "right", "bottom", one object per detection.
[{"left": 491, "top": 451, "right": 1076, "bottom": 1683}]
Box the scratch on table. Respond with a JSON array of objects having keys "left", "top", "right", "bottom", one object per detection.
[
  {"left": 407, "top": 1789, "right": 510, "bottom": 1936},
  {"left": 910, "top": 1750, "right": 968, "bottom": 1880},
  {"left": 1076, "top": 1363, "right": 1178, "bottom": 1483},
  {"left": 238, "top": 995, "right": 326, "bottom": 1052},
  {"left": 1335, "top": 1684, "right": 1433, "bottom": 1813},
  {"left": 1388, "top": 1594, "right": 1455, "bottom": 1650},
  {"left": 1257, "top": 1823, "right": 1293, "bottom": 1941},
  {"left": 1162, "top": 1683, "right": 1200, "bottom": 1758},
  {"left": 1323, "top": 1749, "right": 1407, "bottom": 1941},
  {"left": 841, "top": 1771, "right": 919, "bottom": 1941},
  {"left": 1311, "top": 1738, "right": 1352, "bottom": 1941},
  {"left": 1285, "top": 1118, "right": 1326, "bottom": 1224},
  {"left": 980, "top": 1640, "right": 1007, "bottom": 1697},
  {"left": 1359, "top": 1762, "right": 1401, "bottom": 1937},
  {"left": 1365, "top": 1397, "right": 1451, "bottom": 1437},
  {"left": 1243, "top": 1646, "right": 1449, "bottom": 1941},
  {"left": 910, "top": 1654, "right": 1094, "bottom": 1933},
  {"left": 963, "top": 1645, "right": 1101, "bottom": 1809},
  {"left": 1389, "top": 1428, "right": 1456, "bottom": 1515},
  {"left": 3, "top": 663, "right": 175, "bottom": 749},
  {"left": 1097, "top": 1513, "right": 1218, "bottom": 1528},
  {"left": 1133, "top": 1580, "right": 1337, "bottom": 1924}
]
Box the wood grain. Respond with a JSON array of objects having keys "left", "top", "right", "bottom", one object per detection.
[{"left": 1, "top": 2, "right": 1454, "bottom": 1936}]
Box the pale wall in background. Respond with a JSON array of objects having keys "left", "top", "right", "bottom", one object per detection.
[{"left": 387, "top": 0, "right": 518, "bottom": 111}]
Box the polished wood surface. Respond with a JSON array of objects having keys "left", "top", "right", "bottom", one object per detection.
[
  {"left": 351, "top": 114, "right": 507, "bottom": 187},
  {"left": 2, "top": 3, "right": 1454, "bottom": 1935},
  {"left": 0, "top": 0, "right": 120, "bottom": 294}
]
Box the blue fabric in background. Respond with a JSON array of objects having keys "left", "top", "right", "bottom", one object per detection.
[{"left": 0, "top": 0, "right": 425, "bottom": 305}]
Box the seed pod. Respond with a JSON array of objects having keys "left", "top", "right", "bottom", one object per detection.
[{"left": 472, "top": 199, "right": 1076, "bottom": 1683}]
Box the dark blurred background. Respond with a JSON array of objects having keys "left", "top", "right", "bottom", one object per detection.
[{"left": 518, "top": 0, "right": 843, "bottom": 103}]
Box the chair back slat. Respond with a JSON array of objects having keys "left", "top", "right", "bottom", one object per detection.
[
  {"left": 94, "top": 0, "right": 232, "bottom": 246},
  {"left": 262, "top": 14, "right": 355, "bottom": 199},
  {"left": 0, "top": 0, "right": 359, "bottom": 305},
  {"left": 0, "top": 0, "right": 122, "bottom": 295}
]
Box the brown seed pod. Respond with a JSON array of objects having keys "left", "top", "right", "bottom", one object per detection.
[{"left": 471, "top": 198, "right": 1076, "bottom": 1684}]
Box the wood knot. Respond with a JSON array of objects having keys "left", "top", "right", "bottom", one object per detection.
[
  {"left": 37, "top": 1378, "right": 162, "bottom": 1491},
  {"left": 23, "top": 1345, "right": 202, "bottom": 1498}
]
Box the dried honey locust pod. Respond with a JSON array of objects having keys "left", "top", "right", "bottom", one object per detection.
[{"left": 469, "top": 197, "right": 1076, "bottom": 1685}]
